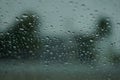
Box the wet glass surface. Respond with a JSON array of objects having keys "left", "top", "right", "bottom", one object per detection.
[{"left": 0, "top": 0, "right": 120, "bottom": 80}]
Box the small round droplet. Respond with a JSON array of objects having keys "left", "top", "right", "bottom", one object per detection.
[
  {"left": 90, "top": 40, "right": 93, "bottom": 42},
  {"left": 81, "top": 4, "right": 86, "bottom": 6}
]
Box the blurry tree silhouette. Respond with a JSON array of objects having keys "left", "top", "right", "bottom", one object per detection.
[
  {"left": 74, "top": 16, "right": 112, "bottom": 64},
  {"left": 108, "top": 48, "right": 120, "bottom": 65},
  {"left": 0, "top": 11, "right": 41, "bottom": 59},
  {"left": 109, "top": 53, "right": 120, "bottom": 64}
]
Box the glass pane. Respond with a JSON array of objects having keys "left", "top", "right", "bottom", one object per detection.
[{"left": 0, "top": 0, "right": 120, "bottom": 80}]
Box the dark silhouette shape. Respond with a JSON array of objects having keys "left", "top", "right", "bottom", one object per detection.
[
  {"left": 108, "top": 48, "right": 120, "bottom": 64},
  {"left": 109, "top": 53, "right": 120, "bottom": 64},
  {"left": 74, "top": 16, "right": 112, "bottom": 64},
  {"left": 0, "top": 11, "right": 41, "bottom": 59}
]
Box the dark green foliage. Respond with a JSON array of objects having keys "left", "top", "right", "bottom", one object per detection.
[
  {"left": 0, "top": 12, "right": 41, "bottom": 59},
  {"left": 108, "top": 49, "right": 120, "bottom": 64},
  {"left": 109, "top": 54, "right": 120, "bottom": 64},
  {"left": 95, "top": 17, "right": 112, "bottom": 38},
  {"left": 75, "top": 36, "right": 96, "bottom": 63},
  {"left": 74, "top": 16, "right": 112, "bottom": 64}
]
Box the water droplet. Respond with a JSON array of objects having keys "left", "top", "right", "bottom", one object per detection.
[
  {"left": 22, "top": 14, "right": 28, "bottom": 18},
  {"left": 15, "top": 17, "right": 19, "bottom": 21},
  {"left": 81, "top": 4, "right": 86, "bottom": 6},
  {"left": 19, "top": 28, "right": 24, "bottom": 31},
  {"left": 45, "top": 45, "right": 49, "bottom": 47},
  {"left": 90, "top": 40, "right": 93, "bottom": 42},
  {"left": 69, "top": 1, "right": 74, "bottom": 4}
]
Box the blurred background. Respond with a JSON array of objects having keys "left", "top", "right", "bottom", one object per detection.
[{"left": 0, "top": 0, "right": 120, "bottom": 80}]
